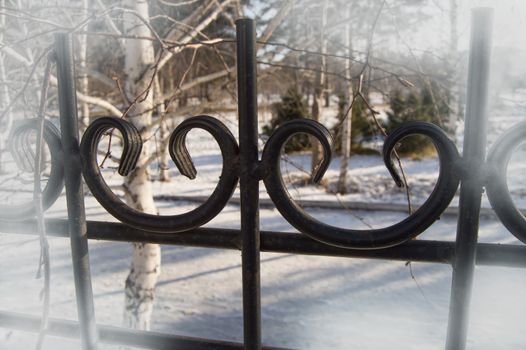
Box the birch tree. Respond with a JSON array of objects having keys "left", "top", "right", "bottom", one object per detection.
[
  {"left": 310, "top": 0, "right": 328, "bottom": 179},
  {"left": 0, "top": 0, "right": 10, "bottom": 174},
  {"left": 122, "top": 0, "right": 160, "bottom": 330},
  {"left": 446, "top": 0, "right": 459, "bottom": 137},
  {"left": 154, "top": 77, "right": 171, "bottom": 182},
  {"left": 78, "top": 0, "right": 90, "bottom": 131},
  {"left": 117, "top": 0, "right": 288, "bottom": 328},
  {"left": 336, "top": 3, "right": 353, "bottom": 194},
  {"left": 0, "top": 0, "right": 299, "bottom": 331}
]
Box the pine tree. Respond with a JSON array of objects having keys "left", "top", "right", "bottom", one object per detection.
[
  {"left": 386, "top": 85, "right": 447, "bottom": 155},
  {"left": 263, "top": 86, "right": 311, "bottom": 153}
]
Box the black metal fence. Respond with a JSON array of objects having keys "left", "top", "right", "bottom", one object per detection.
[{"left": 1, "top": 9, "right": 526, "bottom": 350}]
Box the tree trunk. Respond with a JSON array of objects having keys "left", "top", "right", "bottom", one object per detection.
[
  {"left": 321, "top": 1, "right": 329, "bottom": 108},
  {"left": 0, "top": 0, "right": 12, "bottom": 174},
  {"left": 122, "top": 0, "right": 160, "bottom": 331},
  {"left": 337, "top": 4, "right": 353, "bottom": 194},
  {"left": 446, "top": 0, "right": 459, "bottom": 138},
  {"left": 310, "top": 80, "right": 321, "bottom": 179},
  {"left": 79, "top": 0, "right": 90, "bottom": 131},
  {"left": 310, "top": 0, "right": 328, "bottom": 179},
  {"left": 154, "top": 77, "right": 170, "bottom": 182}
]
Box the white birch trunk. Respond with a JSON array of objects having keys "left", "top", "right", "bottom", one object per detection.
[
  {"left": 0, "top": 0, "right": 12, "bottom": 174},
  {"left": 122, "top": 0, "right": 160, "bottom": 330},
  {"left": 159, "top": 120, "right": 170, "bottom": 182},
  {"left": 310, "top": 0, "right": 328, "bottom": 179},
  {"left": 154, "top": 77, "right": 170, "bottom": 182},
  {"left": 16, "top": 0, "right": 39, "bottom": 104},
  {"left": 337, "top": 86, "right": 352, "bottom": 194},
  {"left": 322, "top": 16, "right": 329, "bottom": 109},
  {"left": 337, "top": 4, "right": 353, "bottom": 194},
  {"left": 446, "top": 0, "right": 459, "bottom": 137},
  {"left": 79, "top": 0, "right": 90, "bottom": 131}
]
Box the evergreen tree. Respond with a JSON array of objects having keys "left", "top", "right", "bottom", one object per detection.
[
  {"left": 386, "top": 85, "right": 448, "bottom": 155},
  {"left": 263, "top": 87, "right": 311, "bottom": 153},
  {"left": 332, "top": 94, "right": 375, "bottom": 154}
]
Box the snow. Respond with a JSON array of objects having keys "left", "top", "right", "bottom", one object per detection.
[
  {"left": 1, "top": 108, "right": 526, "bottom": 349},
  {"left": 1, "top": 197, "right": 526, "bottom": 349}
]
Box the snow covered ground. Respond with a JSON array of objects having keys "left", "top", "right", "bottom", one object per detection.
[
  {"left": 1, "top": 106, "right": 526, "bottom": 349},
  {"left": 1, "top": 195, "right": 526, "bottom": 349}
]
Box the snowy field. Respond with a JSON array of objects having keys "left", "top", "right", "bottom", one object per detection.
[
  {"left": 1, "top": 104, "right": 526, "bottom": 349},
  {"left": 2, "top": 195, "right": 526, "bottom": 350}
]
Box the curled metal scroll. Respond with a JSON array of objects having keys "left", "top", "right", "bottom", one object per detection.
[
  {"left": 81, "top": 115, "right": 465, "bottom": 248},
  {"left": 0, "top": 119, "right": 65, "bottom": 221},
  {"left": 80, "top": 115, "right": 239, "bottom": 233},
  {"left": 486, "top": 122, "right": 526, "bottom": 244},
  {"left": 261, "top": 120, "right": 461, "bottom": 249}
]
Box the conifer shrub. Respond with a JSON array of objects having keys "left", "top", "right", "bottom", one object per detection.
[
  {"left": 386, "top": 85, "right": 447, "bottom": 156},
  {"left": 331, "top": 94, "right": 376, "bottom": 154},
  {"left": 262, "top": 87, "right": 311, "bottom": 153}
]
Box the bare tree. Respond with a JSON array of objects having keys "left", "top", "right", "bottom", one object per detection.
[
  {"left": 0, "top": 0, "right": 10, "bottom": 174},
  {"left": 310, "top": 0, "right": 328, "bottom": 179},
  {"left": 121, "top": 0, "right": 160, "bottom": 330},
  {"left": 78, "top": 0, "right": 90, "bottom": 131},
  {"left": 0, "top": 0, "right": 454, "bottom": 334},
  {"left": 336, "top": 3, "right": 353, "bottom": 194},
  {"left": 446, "top": 0, "right": 460, "bottom": 137}
]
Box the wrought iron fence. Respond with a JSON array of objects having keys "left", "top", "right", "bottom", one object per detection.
[{"left": 1, "top": 9, "right": 526, "bottom": 350}]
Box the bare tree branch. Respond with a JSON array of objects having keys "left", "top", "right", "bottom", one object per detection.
[{"left": 157, "top": 0, "right": 235, "bottom": 71}]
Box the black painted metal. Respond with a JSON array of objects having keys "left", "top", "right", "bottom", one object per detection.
[
  {"left": 486, "top": 121, "right": 526, "bottom": 243},
  {"left": 54, "top": 33, "right": 99, "bottom": 350},
  {"left": 4, "top": 219, "right": 526, "bottom": 268},
  {"left": 262, "top": 120, "right": 461, "bottom": 249},
  {"left": 80, "top": 115, "right": 239, "bottom": 233},
  {"left": 445, "top": 8, "right": 493, "bottom": 350},
  {"left": 0, "top": 311, "right": 288, "bottom": 350},
  {"left": 0, "top": 119, "right": 64, "bottom": 220},
  {"left": 236, "top": 18, "right": 262, "bottom": 350},
  {"left": 1, "top": 10, "right": 525, "bottom": 350}
]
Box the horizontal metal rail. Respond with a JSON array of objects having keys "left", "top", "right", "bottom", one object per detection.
[
  {"left": 0, "top": 311, "right": 287, "bottom": 350},
  {"left": 153, "top": 194, "right": 522, "bottom": 218},
  {"left": 1, "top": 219, "right": 526, "bottom": 268},
  {"left": 1, "top": 11, "right": 523, "bottom": 350}
]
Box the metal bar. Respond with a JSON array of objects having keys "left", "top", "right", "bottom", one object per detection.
[
  {"left": 0, "top": 311, "right": 289, "bottom": 350},
  {"left": 153, "top": 194, "right": 516, "bottom": 218},
  {"left": 236, "top": 18, "right": 262, "bottom": 350},
  {"left": 445, "top": 8, "right": 493, "bottom": 350},
  {"left": 3, "top": 219, "right": 526, "bottom": 268},
  {"left": 54, "top": 33, "right": 98, "bottom": 350}
]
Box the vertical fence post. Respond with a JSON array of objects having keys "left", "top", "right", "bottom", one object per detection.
[
  {"left": 445, "top": 8, "right": 493, "bottom": 350},
  {"left": 236, "top": 18, "right": 262, "bottom": 350},
  {"left": 54, "top": 33, "right": 98, "bottom": 350}
]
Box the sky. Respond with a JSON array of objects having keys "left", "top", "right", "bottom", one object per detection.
[
  {"left": 250, "top": 0, "right": 526, "bottom": 57},
  {"left": 427, "top": 0, "right": 526, "bottom": 51}
]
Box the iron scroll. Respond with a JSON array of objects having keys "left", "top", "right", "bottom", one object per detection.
[
  {"left": 261, "top": 120, "right": 462, "bottom": 249},
  {"left": 79, "top": 115, "right": 466, "bottom": 249},
  {"left": 5, "top": 115, "right": 525, "bottom": 250},
  {"left": 80, "top": 115, "right": 239, "bottom": 233},
  {"left": 486, "top": 121, "right": 526, "bottom": 244},
  {"left": 0, "top": 119, "right": 65, "bottom": 221}
]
